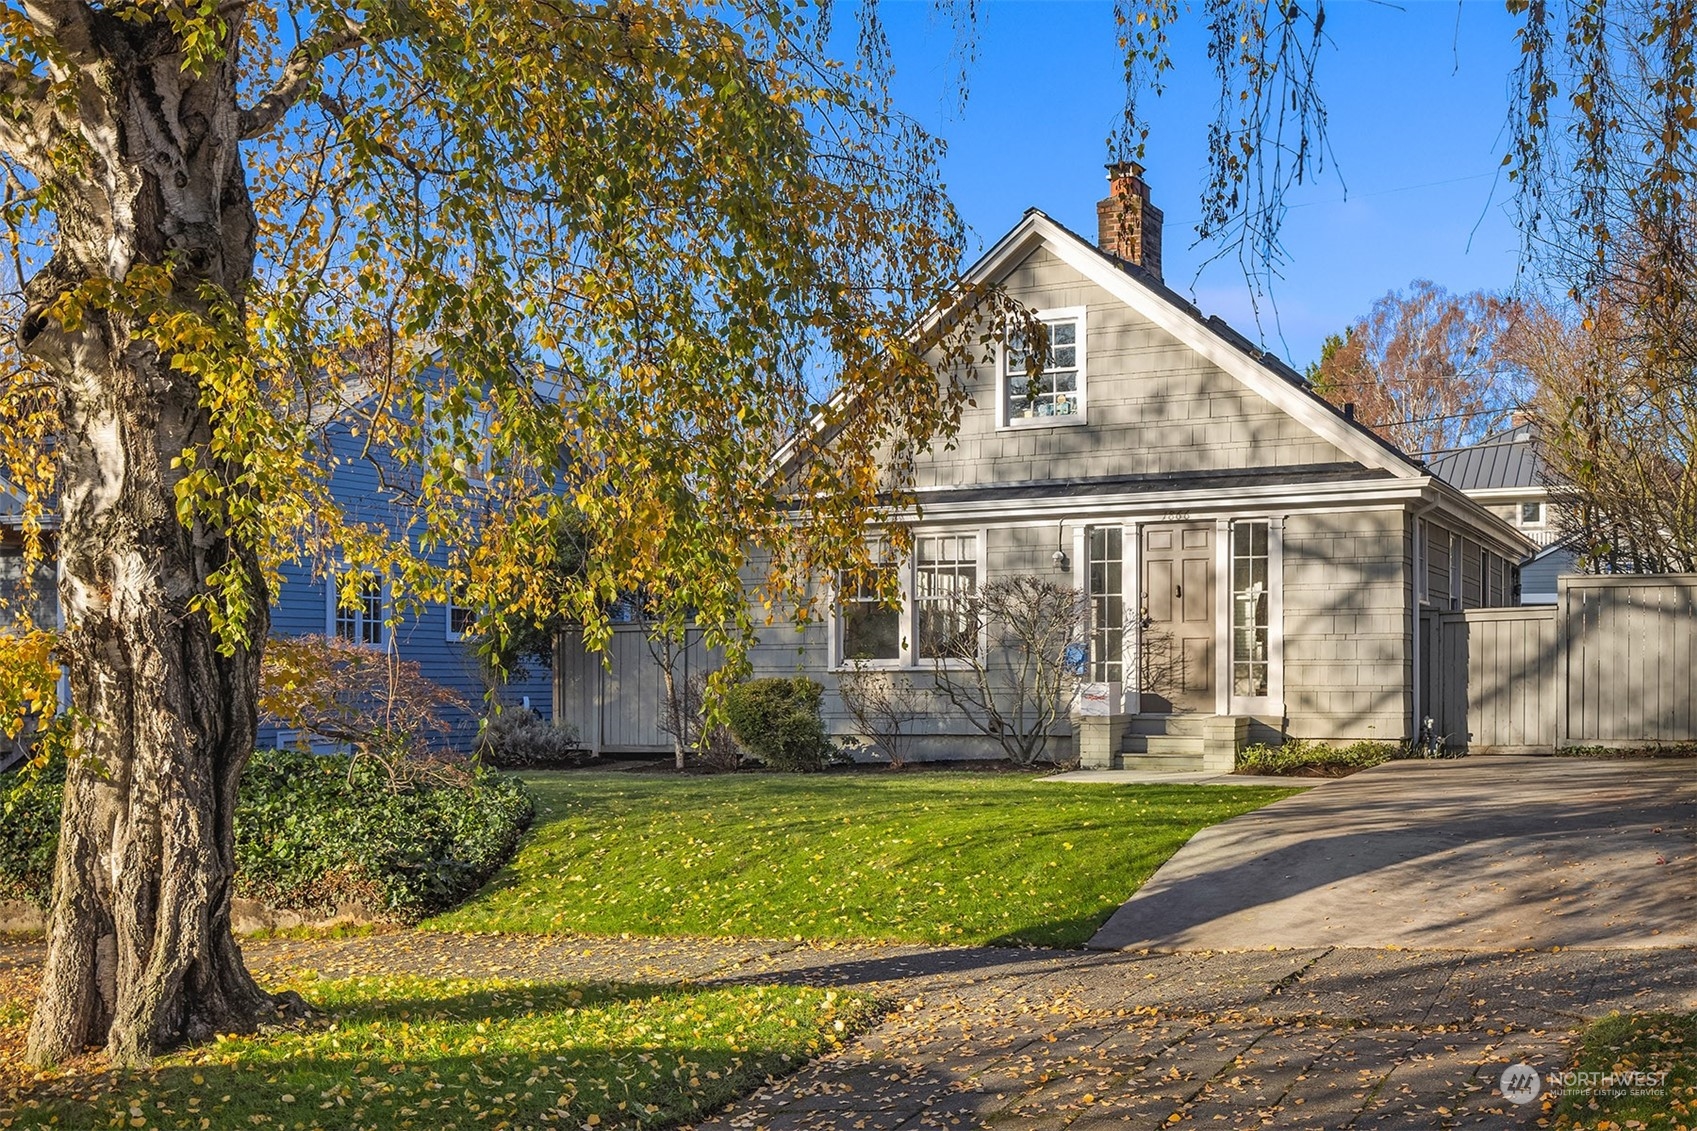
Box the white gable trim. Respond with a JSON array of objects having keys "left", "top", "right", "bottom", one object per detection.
[{"left": 964, "top": 212, "right": 1422, "bottom": 479}]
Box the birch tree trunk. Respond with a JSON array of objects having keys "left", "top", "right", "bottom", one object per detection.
[{"left": 17, "top": 11, "right": 300, "bottom": 1067}]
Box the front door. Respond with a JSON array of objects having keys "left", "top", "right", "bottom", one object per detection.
[{"left": 1141, "top": 523, "right": 1215, "bottom": 713}]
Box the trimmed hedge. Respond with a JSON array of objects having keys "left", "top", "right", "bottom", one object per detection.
[
  {"left": 1235, "top": 739, "right": 1402, "bottom": 777},
  {"left": 724, "top": 677, "right": 831, "bottom": 772},
  {"left": 1, "top": 748, "right": 534, "bottom": 924}
]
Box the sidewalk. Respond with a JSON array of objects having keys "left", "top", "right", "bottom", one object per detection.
[{"left": 229, "top": 931, "right": 1696, "bottom": 1130}]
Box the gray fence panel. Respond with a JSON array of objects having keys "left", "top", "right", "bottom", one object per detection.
[
  {"left": 554, "top": 627, "right": 723, "bottom": 753},
  {"left": 1561, "top": 576, "right": 1697, "bottom": 747}
]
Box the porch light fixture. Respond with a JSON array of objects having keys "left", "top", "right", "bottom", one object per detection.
[{"left": 1052, "top": 548, "right": 1069, "bottom": 572}]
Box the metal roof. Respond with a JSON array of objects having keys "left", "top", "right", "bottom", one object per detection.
[{"left": 1427, "top": 425, "right": 1548, "bottom": 492}]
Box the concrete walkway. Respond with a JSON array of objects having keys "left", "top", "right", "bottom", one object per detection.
[
  {"left": 1091, "top": 755, "right": 1697, "bottom": 950},
  {"left": 226, "top": 931, "right": 1690, "bottom": 1129},
  {"left": 1047, "top": 768, "right": 1310, "bottom": 788}
]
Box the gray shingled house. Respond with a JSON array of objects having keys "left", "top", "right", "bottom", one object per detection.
[
  {"left": 557, "top": 167, "right": 1536, "bottom": 767},
  {"left": 1427, "top": 422, "right": 1579, "bottom": 605}
]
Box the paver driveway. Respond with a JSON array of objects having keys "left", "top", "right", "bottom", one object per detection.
[
  {"left": 1091, "top": 755, "right": 1697, "bottom": 950},
  {"left": 221, "top": 934, "right": 1697, "bottom": 1128}
]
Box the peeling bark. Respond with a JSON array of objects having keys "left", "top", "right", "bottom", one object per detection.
[{"left": 18, "top": 8, "right": 304, "bottom": 1067}]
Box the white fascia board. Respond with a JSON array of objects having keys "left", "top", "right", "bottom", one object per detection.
[
  {"left": 1017, "top": 214, "right": 1422, "bottom": 479},
  {"left": 1460, "top": 485, "right": 1555, "bottom": 503},
  {"left": 889, "top": 476, "right": 1431, "bottom": 524},
  {"left": 1420, "top": 477, "right": 1538, "bottom": 558}
]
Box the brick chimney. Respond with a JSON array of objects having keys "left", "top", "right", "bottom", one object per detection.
[{"left": 1096, "top": 161, "right": 1163, "bottom": 280}]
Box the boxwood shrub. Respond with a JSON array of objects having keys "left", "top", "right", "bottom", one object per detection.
[
  {"left": 0, "top": 748, "right": 534, "bottom": 924},
  {"left": 723, "top": 677, "right": 831, "bottom": 772}
]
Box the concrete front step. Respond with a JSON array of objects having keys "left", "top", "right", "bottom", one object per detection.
[
  {"left": 1123, "top": 713, "right": 1213, "bottom": 737},
  {"left": 1116, "top": 751, "right": 1207, "bottom": 773},
  {"left": 1123, "top": 734, "right": 1206, "bottom": 756}
]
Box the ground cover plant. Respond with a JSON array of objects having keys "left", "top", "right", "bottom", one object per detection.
[
  {"left": 0, "top": 970, "right": 874, "bottom": 1130},
  {"left": 1235, "top": 740, "right": 1402, "bottom": 778},
  {"left": 1553, "top": 1011, "right": 1697, "bottom": 1128},
  {"left": 1, "top": 749, "right": 534, "bottom": 923},
  {"left": 428, "top": 773, "right": 1298, "bottom": 946}
]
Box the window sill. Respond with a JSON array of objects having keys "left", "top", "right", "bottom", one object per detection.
[
  {"left": 830, "top": 659, "right": 980, "bottom": 673},
  {"left": 1000, "top": 414, "right": 1087, "bottom": 432}
]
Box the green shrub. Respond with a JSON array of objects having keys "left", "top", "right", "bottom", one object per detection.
[
  {"left": 0, "top": 749, "right": 534, "bottom": 923},
  {"left": 0, "top": 755, "right": 65, "bottom": 907},
  {"left": 1235, "top": 739, "right": 1401, "bottom": 777},
  {"left": 724, "top": 677, "right": 830, "bottom": 772},
  {"left": 236, "top": 749, "right": 534, "bottom": 921},
  {"left": 475, "top": 710, "right": 588, "bottom": 769}
]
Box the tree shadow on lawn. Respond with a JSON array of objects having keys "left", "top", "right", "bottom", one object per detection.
[{"left": 1, "top": 979, "right": 874, "bottom": 1131}]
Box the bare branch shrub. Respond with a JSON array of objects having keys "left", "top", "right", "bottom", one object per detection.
[
  {"left": 929, "top": 576, "right": 1086, "bottom": 767},
  {"left": 837, "top": 659, "right": 929, "bottom": 768}
]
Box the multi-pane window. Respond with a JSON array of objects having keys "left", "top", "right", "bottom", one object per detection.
[
  {"left": 1088, "top": 527, "right": 1123, "bottom": 682},
  {"left": 1231, "top": 522, "right": 1270, "bottom": 698},
  {"left": 838, "top": 547, "right": 900, "bottom": 662},
  {"left": 1006, "top": 317, "right": 1081, "bottom": 423},
  {"left": 915, "top": 534, "right": 978, "bottom": 659},
  {"left": 447, "top": 590, "right": 475, "bottom": 640},
  {"left": 333, "top": 575, "right": 384, "bottom": 645}
]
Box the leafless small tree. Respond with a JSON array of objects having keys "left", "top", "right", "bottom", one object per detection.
[
  {"left": 837, "top": 660, "right": 930, "bottom": 768},
  {"left": 929, "top": 576, "right": 1086, "bottom": 767},
  {"left": 656, "top": 671, "right": 742, "bottom": 772}
]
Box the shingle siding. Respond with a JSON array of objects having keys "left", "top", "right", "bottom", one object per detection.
[
  {"left": 913, "top": 248, "right": 1348, "bottom": 489},
  {"left": 1281, "top": 508, "right": 1412, "bottom": 742}
]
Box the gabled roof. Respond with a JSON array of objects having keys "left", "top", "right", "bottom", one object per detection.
[
  {"left": 958, "top": 210, "right": 1432, "bottom": 480},
  {"left": 1427, "top": 424, "right": 1549, "bottom": 492}
]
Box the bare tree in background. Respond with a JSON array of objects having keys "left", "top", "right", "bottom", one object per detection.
[
  {"left": 929, "top": 577, "right": 1086, "bottom": 767},
  {"left": 1306, "top": 281, "right": 1528, "bottom": 455},
  {"left": 1509, "top": 295, "right": 1697, "bottom": 573}
]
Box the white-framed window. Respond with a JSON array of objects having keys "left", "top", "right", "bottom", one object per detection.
[
  {"left": 327, "top": 573, "right": 385, "bottom": 646},
  {"left": 1449, "top": 532, "right": 1463, "bottom": 611},
  {"left": 1230, "top": 521, "right": 1271, "bottom": 698},
  {"left": 914, "top": 534, "right": 978, "bottom": 660},
  {"left": 1087, "top": 527, "right": 1124, "bottom": 683},
  {"left": 1520, "top": 501, "right": 1544, "bottom": 526},
  {"left": 833, "top": 531, "right": 983, "bottom": 667},
  {"left": 837, "top": 543, "right": 902, "bottom": 663},
  {"left": 1002, "top": 308, "right": 1086, "bottom": 427},
  {"left": 446, "top": 591, "right": 476, "bottom": 642}
]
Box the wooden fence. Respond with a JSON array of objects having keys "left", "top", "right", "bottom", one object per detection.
[
  {"left": 1424, "top": 574, "right": 1697, "bottom": 751},
  {"left": 554, "top": 626, "right": 721, "bottom": 754}
]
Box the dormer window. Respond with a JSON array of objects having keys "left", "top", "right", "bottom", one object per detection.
[{"left": 1003, "top": 308, "right": 1086, "bottom": 426}]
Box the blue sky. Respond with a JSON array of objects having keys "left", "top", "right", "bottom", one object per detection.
[{"left": 871, "top": 0, "right": 1529, "bottom": 369}]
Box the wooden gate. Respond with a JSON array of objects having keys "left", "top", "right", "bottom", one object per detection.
[
  {"left": 1423, "top": 575, "right": 1697, "bottom": 750},
  {"left": 554, "top": 626, "right": 721, "bottom": 754}
]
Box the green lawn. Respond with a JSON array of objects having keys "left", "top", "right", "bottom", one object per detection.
[
  {"left": 1554, "top": 1011, "right": 1697, "bottom": 1127},
  {"left": 3, "top": 974, "right": 875, "bottom": 1130},
  {"left": 426, "top": 772, "right": 1298, "bottom": 947}
]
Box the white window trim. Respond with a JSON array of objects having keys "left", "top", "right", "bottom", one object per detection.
[
  {"left": 325, "top": 570, "right": 389, "bottom": 648},
  {"left": 996, "top": 306, "right": 1088, "bottom": 430},
  {"left": 1223, "top": 516, "right": 1282, "bottom": 717},
  {"left": 445, "top": 594, "right": 473, "bottom": 643},
  {"left": 829, "top": 528, "right": 988, "bottom": 670}
]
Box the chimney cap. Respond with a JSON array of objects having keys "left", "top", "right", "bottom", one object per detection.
[{"left": 1106, "top": 160, "right": 1146, "bottom": 181}]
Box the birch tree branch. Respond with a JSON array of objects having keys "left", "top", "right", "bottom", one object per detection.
[{"left": 238, "top": 15, "right": 367, "bottom": 140}]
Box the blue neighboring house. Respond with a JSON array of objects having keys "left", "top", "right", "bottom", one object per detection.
[{"left": 1, "top": 418, "right": 554, "bottom": 756}]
